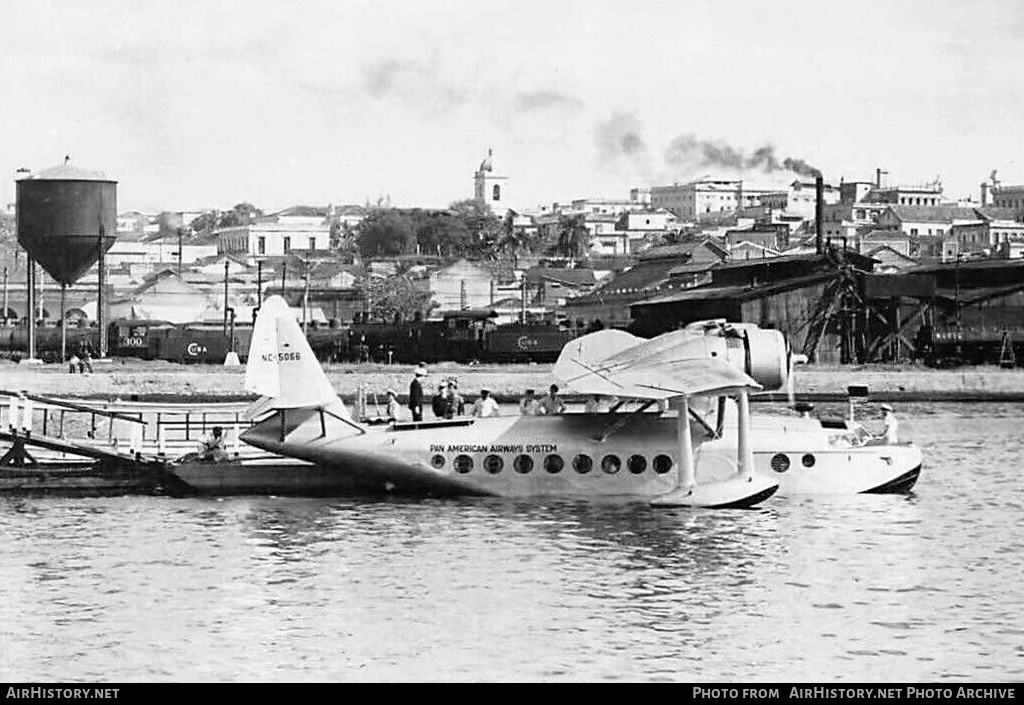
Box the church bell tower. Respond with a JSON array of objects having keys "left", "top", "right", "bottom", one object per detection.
[{"left": 473, "top": 148, "right": 509, "bottom": 213}]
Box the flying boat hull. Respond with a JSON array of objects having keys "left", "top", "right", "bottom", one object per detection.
[{"left": 238, "top": 410, "right": 778, "bottom": 506}]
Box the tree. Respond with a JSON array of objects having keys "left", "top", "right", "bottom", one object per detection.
[
  {"left": 355, "top": 209, "right": 416, "bottom": 258},
  {"left": 358, "top": 274, "right": 434, "bottom": 322},
  {"left": 230, "top": 202, "right": 262, "bottom": 225},
  {"left": 554, "top": 214, "right": 591, "bottom": 264},
  {"left": 190, "top": 211, "right": 219, "bottom": 234},
  {"left": 156, "top": 211, "right": 184, "bottom": 239}
]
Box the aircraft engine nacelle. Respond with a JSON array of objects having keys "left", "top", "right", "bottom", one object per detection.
[
  {"left": 741, "top": 327, "right": 789, "bottom": 391},
  {"left": 701, "top": 322, "right": 791, "bottom": 392}
]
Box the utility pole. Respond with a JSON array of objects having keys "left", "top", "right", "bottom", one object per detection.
[
  {"left": 97, "top": 224, "right": 107, "bottom": 358},
  {"left": 27, "top": 255, "right": 36, "bottom": 360},
  {"left": 253, "top": 260, "right": 263, "bottom": 324},
  {"left": 302, "top": 256, "right": 310, "bottom": 333},
  {"left": 2, "top": 266, "right": 7, "bottom": 326},
  {"left": 223, "top": 259, "right": 230, "bottom": 340}
]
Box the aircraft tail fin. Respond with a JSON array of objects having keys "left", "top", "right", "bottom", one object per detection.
[{"left": 244, "top": 295, "right": 350, "bottom": 417}]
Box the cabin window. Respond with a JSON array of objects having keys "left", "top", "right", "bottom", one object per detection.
[
  {"left": 627, "top": 455, "right": 647, "bottom": 474},
  {"left": 454, "top": 454, "right": 474, "bottom": 474},
  {"left": 802, "top": 454, "right": 816, "bottom": 468},
  {"left": 602, "top": 454, "right": 621, "bottom": 474},
  {"left": 770, "top": 454, "right": 791, "bottom": 473},
  {"left": 653, "top": 455, "right": 673, "bottom": 474},
  {"left": 573, "top": 455, "right": 593, "bottom": 474},
  {"left": 493, "top": 184, "right": 501, "bottom": 201},
  {"left": 514, "top": 455, "right": 534, "bottom": 474},
  {"left": 544, "top": 455, "right": 564, "bottom": 474},
  {"left": 484, "top": 454, "right": 504, "bottom": 474},
  {"left": 431, "top": 454, "right": 446, "bottom": 469}
]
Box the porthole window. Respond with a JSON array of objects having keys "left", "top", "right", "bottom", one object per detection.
[
  {"left": 430, "top": 454, "right": 446, "bottom": 469},
  {"left": 770, "top": 453, "right": 791, "bottom": 473},
  {"left": 514, "top": 454, "right": 534, "bottom": 474},
  {"left": 627, "top": 455, "right": 647, "bottom": 474},
  {"left": 573, "top": 454, "right": 593, "bottom": 474},
  {"left": 802, "top": 453, "right": 816, "bottom": 468},
  {"left": 484, "top": 454, "right": 504, "bottom": 474},
  {"left": 454, "top": 454, "right": 474, "bottom": 474},
  {"left": 602, "top": 454, "right": 622, "bottom": 474},
  {"left": 544, "top": 454, "right": 564, "bottom": 474},
  {"left": 653, "top": 455, "right": 673, "bottom": 474}
]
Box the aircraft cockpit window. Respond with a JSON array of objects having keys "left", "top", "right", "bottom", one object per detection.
[
  {"left": 544, "top": 455, "right": 564, "bottom": 474},
  {"left": 484, "top": 454, "right": 504, "bottom": 474},
  {"left": 513, "top": 455, "right": 534, "bottom": 474},
  {"left": 653, "top": 455, "right": 673, "bottom": 474},
  {"left": 627, "top": 455, "right": 647, "bottom": 474},
  {"left": 601, "top": 455, "right": 621, "bottom": 474},
  {"left": 431, "top": 454, "right": 446, "bottom": 469},
  {"left": 454, "top": 454, "right": 474, "bottom": 474},
  {"left": 573, "top": 455, "right": 593, "bottom": 474}
]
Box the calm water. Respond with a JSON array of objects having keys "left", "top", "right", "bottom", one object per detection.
[{"left": 1, "top": 402, "right": 1022, "bottom": 682}]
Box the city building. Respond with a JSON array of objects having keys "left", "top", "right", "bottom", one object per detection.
[
  {"left": 758, "top": 179, "right": 840, "bottom": 220},
  {"left": 951, "top": 208, "right": 1024, "bottom": 256},
  {"left": 473, "top": 149, "right": 509, "bottom": 214},
  {"left": 565, "top": 239, "right": 728, "bottom": 326},
  {"left": 863, "top": 181, "right": 944, "bottom": 207},
  {"left": 650, "top": 179, "right": 781, "bottom": 220},
  {"left": 217, "top": 206, "right": 332, "bottom": 258}
]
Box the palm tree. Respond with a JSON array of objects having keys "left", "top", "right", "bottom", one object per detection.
[{"left": 558, "top": 214, "right": 591, "bottom": 266}]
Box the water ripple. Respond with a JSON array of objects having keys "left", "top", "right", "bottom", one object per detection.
[{"left": 1, "top": 405, "right": 1022, "bottom": 681}]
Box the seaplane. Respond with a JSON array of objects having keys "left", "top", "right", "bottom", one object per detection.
[{"left": 221, "top": 296, "right": 787, "bottom": 507}]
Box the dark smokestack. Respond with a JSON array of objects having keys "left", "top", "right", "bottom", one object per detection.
[{"left": 815, "top": 175, "right": 824, "bottom": 255}]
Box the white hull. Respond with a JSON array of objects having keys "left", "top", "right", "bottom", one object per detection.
[
  {"left": 235, "top": 410, "right": 784, "bottom": 506},
  {"left": 702, "top": 413, "right": 922, "bottom": 494}
]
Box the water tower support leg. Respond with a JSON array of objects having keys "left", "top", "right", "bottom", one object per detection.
[{"left": 60, "top": 284, "right": 67, "bottom": 363}]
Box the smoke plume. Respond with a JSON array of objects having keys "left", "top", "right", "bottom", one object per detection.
[
  {"left": 595, "top": 112, "right": 652, "bottom": 179},
  {"left": 513, "top": 91, "right": 584, "bottom": 114},
  {"left": 361, "top": 56, "right": 467, "bottom": 111},
  {"left": 664, "top": 135, "right": 820, "bottom": 179}
]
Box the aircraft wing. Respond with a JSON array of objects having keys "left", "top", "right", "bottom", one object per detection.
[{"left": 554, "top": 329, "right": 761, "bottom": 400}]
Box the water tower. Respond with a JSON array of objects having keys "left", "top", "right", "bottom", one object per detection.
[{"left": 16, "top": 158, "right": 117, "bottom": 361}]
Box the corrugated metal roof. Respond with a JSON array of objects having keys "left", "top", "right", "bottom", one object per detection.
[{"left": 632, "top": 272, "right": 833, "bottom": 308}]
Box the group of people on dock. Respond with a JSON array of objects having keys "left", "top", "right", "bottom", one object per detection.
[{"left": 383, "top": 366, "right": 570, "bottom": 423}]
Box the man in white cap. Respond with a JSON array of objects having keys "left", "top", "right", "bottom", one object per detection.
[
  {"left": 881, "top": 403, "right": 899, "bottom": 443},
  {"left": 471, "top": 389, "right": 500, "bottom": 418},
  {"left": 408, "top": 364, "right": 426, "bottom": 422}
]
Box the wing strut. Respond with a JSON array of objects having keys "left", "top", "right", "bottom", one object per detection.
[{"left": 651, "top": 388, "right": 776, "bottom": 508}]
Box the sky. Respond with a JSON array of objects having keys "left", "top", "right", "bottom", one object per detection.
[{"left": 2, "top": 0, "right": 1023, "bottom": 213}]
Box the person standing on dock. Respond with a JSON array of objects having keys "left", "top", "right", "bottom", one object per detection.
[
  {"left": 881, "top": 404, "right": 899, "bottom": 444},
  {"left": 471, "top": 389, "right": 500, "bottom": 418},
  {"left": 519, "top": 389, "right": 539, "bottom": 415},
  {"left": 447, "top": 381, "right": 464, "bottom": 418},
  {"left": 538, "top": 384, "right": 565, "bottom": 415},
  {"left": 386, "top": 389, "right": 402, "bottom": 423},
  {"left": 409, "top": 365, "right": 426, "bottom": 422},
  {"left": 432, "top": 383, "right": 449, "bottom": 419}
]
